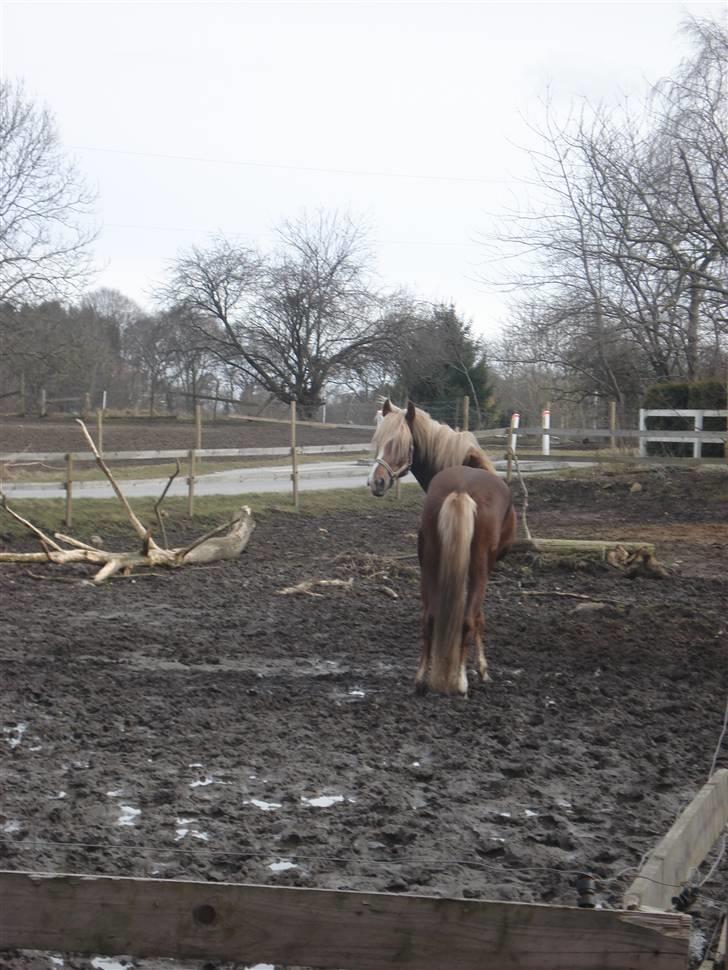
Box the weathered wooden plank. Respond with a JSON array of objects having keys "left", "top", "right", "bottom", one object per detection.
[
  {"left": 0, "top": 870, "right": 689, "bottom": 970},
  {"left": 0, "top": 444, "right": 370, "bottom": 463},
  {"left": 624, "top": 770, "right": 728, "bottom": 912}
]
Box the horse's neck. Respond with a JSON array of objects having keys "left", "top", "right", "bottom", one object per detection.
[
  {"left": 411, "top": 451, "right": 436, "bottom": 491},
  {"left": 411, "top": 421, "right": 454, "bottom": 490}
]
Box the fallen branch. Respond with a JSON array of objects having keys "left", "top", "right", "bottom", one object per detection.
[
  {"left": 0, "top": 421, "right": 256, "bottom": 583},
  {"left": 278, "top": 578, "right": 354, "bottom": 597}
]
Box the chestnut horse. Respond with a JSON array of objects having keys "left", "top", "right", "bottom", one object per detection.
[
  {"left": 368, "top": 399, "right": 495, "bottom": 497},
  {"left": 417, "top": 465, "right": 516, "bottom": 696}
]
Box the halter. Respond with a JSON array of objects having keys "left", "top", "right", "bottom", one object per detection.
[{"left": 369, "top": 445, "right": 414, "bottom": 487}]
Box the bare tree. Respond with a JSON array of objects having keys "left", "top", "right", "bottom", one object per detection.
[
  {"left": 0, "top": 81, "right": 96, "bottom": 309},
  {"left": 486, "top": 15, "right": 727, "bottom": 405},
  {"left": 162, "top": 213, "right": 390, "bottom": 418}
]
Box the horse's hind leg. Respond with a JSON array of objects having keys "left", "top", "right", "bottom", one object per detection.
[
  {"left": 415, "top": 612, "right": 433, "bottom": 696},
  {"left": 474, "top": 609, "right": 490, "bottom": 682}
]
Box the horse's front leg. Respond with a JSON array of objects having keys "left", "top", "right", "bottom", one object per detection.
[{"left": 415, "top": 612, "right": 432, "bottom": 695}]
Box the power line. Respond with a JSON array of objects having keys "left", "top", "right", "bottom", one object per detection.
[
  {"left": 67, "top": 143, "right": 511, "bottom": 186},
  {"left": 101, "top": 221, "right": 482, "bottom": 249}
]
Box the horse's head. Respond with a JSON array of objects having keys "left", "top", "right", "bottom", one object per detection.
[{"left": 368, "top": 399, "right": 416, "bottom": 497}]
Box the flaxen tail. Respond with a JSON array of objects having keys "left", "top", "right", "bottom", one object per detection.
[{"left": 429, "top": 491, "right": 477, "bottom": 694}]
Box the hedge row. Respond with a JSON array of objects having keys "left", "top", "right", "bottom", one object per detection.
[{"left": 643, "top": 380, "right": 727, "bottom": 409}]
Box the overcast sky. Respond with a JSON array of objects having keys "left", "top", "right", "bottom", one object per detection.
[{"left": 1, "top": 0, "right": 725, "bottom": 336}]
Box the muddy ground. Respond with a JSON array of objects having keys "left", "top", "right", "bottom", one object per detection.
[
  {"left": 0, "top": 416, "right": 373, "bottom": 457},
  {"left": 1, "top": 467, "right": 728, "bottom": 969}
]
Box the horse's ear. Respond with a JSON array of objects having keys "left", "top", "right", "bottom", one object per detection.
[
  {"left": 405, "top": 400, "right": 416, "bottom": 427},
  {"left": 382, "top": 398, "right": 393, "bottom": 416}
]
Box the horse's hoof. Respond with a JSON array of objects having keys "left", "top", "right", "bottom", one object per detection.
[{"left": 414, "top": 681, "right": 428, "bottom": 696}]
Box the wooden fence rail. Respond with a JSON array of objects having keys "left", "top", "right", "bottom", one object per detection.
[{"left": 0, "top": 870, "right": 690, "bottom": 970}]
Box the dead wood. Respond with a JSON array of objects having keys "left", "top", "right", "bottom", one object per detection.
[
  {"left": 0, "top": 420, "right": 256, "bottom": 583},
  {"left": 278, "top": 578, "right": 354, "bottom": 597}
]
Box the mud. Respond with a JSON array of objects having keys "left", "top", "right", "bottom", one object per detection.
[{"left": 1, "top": 468, "right": 727, "bottom": 969}]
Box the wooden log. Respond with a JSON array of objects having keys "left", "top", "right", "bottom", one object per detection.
[
  {"left": 0, "top": 870, "right": 690, "bottom": 970},
  {"left": 624, "top": 769, "right": 728, "bottom": 912},
  {"left": 512, "top": 538, "right": 655, "bottom": 558}
]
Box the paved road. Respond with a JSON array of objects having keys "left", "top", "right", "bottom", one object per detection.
[{"left": 2, "top": 459, "right": 590, "bottom": 500}]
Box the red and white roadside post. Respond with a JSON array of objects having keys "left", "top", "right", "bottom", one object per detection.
[{"left": 542, "top": 407, "right": 551, "bottom": 457}]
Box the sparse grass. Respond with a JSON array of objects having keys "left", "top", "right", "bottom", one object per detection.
[{"left": 0, "top": 484, "right": 424, "bottom": 543}]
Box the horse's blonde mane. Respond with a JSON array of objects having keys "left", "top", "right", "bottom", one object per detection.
[{"left": 372, "top": 403, "right": 494, "bottom": 475}]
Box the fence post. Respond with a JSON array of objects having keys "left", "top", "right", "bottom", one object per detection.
[
  {"left": 506, "top": 412, "right": 519, "bottom": 484},
  {"left": 187, "top": 449, "right": 196, "bottom": 518},
  {"left": 694, "top": 410, "right": 703, "bottom": 460},
  {"left": 542, "top": 405, "right": 551, "bottom": 457},
  {"left": 19, "top": 373, "right": 26, "bottom": 416},
  {"left": 609, "top": 400, "right": 617, "bottom": 451},
  {"left": 462, "top": 395, "right": 470, "bottom": 432},
  {"left": 64, "top": 454, "right": 73, "bottom": 528},
  {"left": 40, "top": 388, "right": 47, "bottom": 418},
  {"left": 96, "top": 408, "right": 104, "bottom": 456},
  {"left": 195, "top": 405, "right": 202, "bottom": 449},
  {"left": 290, "top": 401, "right": 299, "bottom": 510}
]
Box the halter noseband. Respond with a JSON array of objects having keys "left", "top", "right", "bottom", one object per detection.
[{"left": 370, "top": 445, "right": 414, "bottom": 487}]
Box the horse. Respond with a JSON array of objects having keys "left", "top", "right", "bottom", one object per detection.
[
  {"left": 368, "top": 399, "right": 495, "bottom": 497},
  {"left": 416, "top": 465, "right": 516, "bottom": 696}
]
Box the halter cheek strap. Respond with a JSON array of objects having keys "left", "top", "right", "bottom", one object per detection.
[{"left": 368, "top": 446, "right": 414, "bottom": 486}]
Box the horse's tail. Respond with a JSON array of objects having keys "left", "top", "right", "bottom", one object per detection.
[{"left": 429, "top": 490, "right": 477, "bottom": 694}]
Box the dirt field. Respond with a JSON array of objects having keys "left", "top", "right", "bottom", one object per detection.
[
  {"left": 1, "top": 467, "right": 728, "bottom": 969},
  {"left": 0, "top": 416, "right": 373, "bottom": 456}
]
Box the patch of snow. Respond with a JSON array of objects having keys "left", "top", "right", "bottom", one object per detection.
[
  {"left": 49, "top": 958, "right": 65, "bottom": 967},
  {"left": 348, "top": 688, "right": 366, "bottom": 697},
  {"left": 50, "top": 791, "right": 66, "bottom": 800},
  {"left": 269, "top": 860, "right": 297, "bottom": 872},
  {"left": 106, "top": 789, "right": 123, "bottom": 798},
  {"left": 90, "top": 958, "right": 134, "bottom": 970},
  {"left": 2, "top": 820, "right": 21, "bottom": 834},
  {"left": 499, "top": 812, "right": 512, "bottom": 818},
  {"left": 524, "top": 809, "right": 538, "bottom": 818},
  {"left": 117, "top": 805, "right": 141, "bottom": 827},
  {"left": 4, "top": 723, "right": 27, "bottom": 748},
  {"left": 302, "top": 795, "right": 344, "bottom": 808},
  {"left": 189, "top": 776, "right": 215, "bottom": 788},
  {"left": 247, "top": 799, "right": 282, "bottom": 812}
]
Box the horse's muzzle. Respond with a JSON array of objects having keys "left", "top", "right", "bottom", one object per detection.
[{"left": 370, "top": 475, "right": 388, "bottom": 497}]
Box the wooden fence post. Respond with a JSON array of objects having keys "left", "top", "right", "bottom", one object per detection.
[
  {"left": 40, "top": 387, "right": 47, "bottom": 418},
  {"left": 96, "top": 408, "right": 104, "bottom": 456},
  {"left": 64, "top": 454, "right": 73, "bottom": 528},
  {"left": 195, "top": 405, "right": 202, "bottom": 449},
  {"left": 291, "top": 401, "right": 299, "bottom": 510},
  {"left": 609, "top": 400, "right": 617, "bottom": 451},
  {"left": 462, "top": 395, "right": 470, "bottom": 432},
  {"left": 187, "top": 449, "right": 196, "bottom": 518}
]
